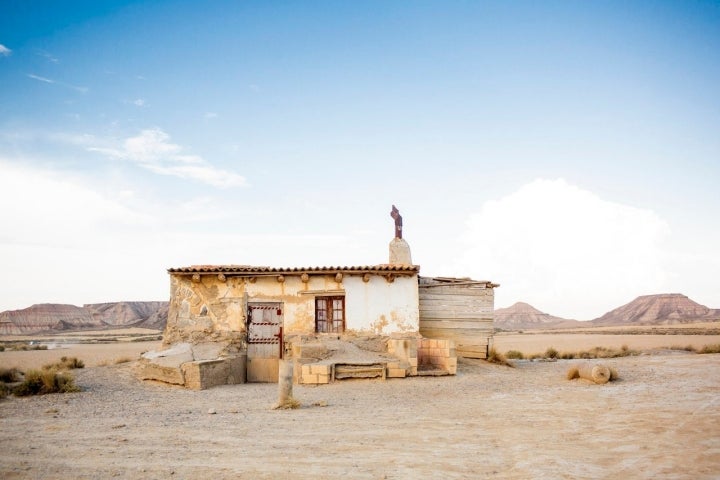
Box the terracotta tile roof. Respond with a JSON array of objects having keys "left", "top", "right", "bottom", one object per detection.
[{"left": 167, "top": 264, "right": 420, "bottom": 274}]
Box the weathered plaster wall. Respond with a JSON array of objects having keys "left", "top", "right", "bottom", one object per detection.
[
  {"left": 165, "top": 272, "right": 419, "bottom": 343},
  {"left": 344, "top": 275, "right": 419, "bottom": 334}
]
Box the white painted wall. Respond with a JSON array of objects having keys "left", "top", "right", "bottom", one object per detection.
[{"left": 344, "top": 275, "right": 419, "bottom": 334}]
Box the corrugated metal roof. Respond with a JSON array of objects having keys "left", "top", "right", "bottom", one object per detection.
[
  {"left": 419, "top": 276, "right": 499, "bottom": 288},
  {"left": 167, "top": 264, "right": 420, "bottom": 274}
]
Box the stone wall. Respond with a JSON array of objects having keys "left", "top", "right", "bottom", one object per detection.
[{"left": 164, "top": 271, "right": 420, "bottom": 345}]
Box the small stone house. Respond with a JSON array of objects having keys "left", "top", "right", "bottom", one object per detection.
[
  {"left": 140, "top": 208, "right": 496, "bottom": 389},
  {"left": 163, "top": 264, "right": 423, "bottom": 383}
]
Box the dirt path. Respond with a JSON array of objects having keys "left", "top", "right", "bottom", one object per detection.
[{"left": 1, "top": 352, "right": 719, "bottom": 479}]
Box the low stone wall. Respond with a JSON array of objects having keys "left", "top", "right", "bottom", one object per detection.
[
  {"left": 136, "top": 342, "right": 246, "bottom": 390},
  {"left": 181, "top": 356, "right": 246, "bottom": 390}
]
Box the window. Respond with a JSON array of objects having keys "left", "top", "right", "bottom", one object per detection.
[{"left": 315, "top": 296, "right": 345, "bottom": 333}]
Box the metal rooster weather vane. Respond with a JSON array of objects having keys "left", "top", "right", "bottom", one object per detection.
[{"left": 390, "top": 205, "right": 403, "bottom": 239}]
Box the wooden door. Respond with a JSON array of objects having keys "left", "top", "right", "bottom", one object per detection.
[{"left": 246, "top": 302, "right": 283, "bottom": 382}]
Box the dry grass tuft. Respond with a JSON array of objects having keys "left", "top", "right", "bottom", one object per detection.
[
  {"left": 534, "top": 346, "right": 641, "bottom": 360},
  {"left": 42, "top": 356, "right": 85, "bottom": 371},
  {"left": 566, "top": 366, "right": 580, "bottom": 380},
  {"left": 505, "top": 350, "right": 524, "bottom": 360},
  {"left": 698, "top": 344, "right": 720, "bottom": 354},
  {"left": 114, "top": 356, "right": 134, "bottom": 364},
  {"left": 13, "top": 369, "right": 80, "bottom": 396},
  {"left": 544, "top": 347, "right": 559, "bottom": 359},
  {"left": 486, "top": 347, "right": 514, "bottom": 367},
  {"left": 11, "top": 343, "right": 48, "bottom": 351},
  {"left": 0, "top": 367, "right": 21, "bottom": 383},
  {"left": 273, "top": 397, "right": 301, "bottom": 410}
]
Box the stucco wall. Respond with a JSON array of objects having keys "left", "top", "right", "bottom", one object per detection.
[
  {"left": 165, "top": 272, "right": 419, "bottom": 343},
  {"left": 344, "top": 275, "right": 419, "bottom": 333}
]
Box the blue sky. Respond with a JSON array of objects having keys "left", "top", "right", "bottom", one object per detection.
[{"left": 1, "top": 1, "right": 719, "bottom": 319}]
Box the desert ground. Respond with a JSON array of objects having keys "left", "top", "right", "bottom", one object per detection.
[{"left": 1, "top": 332, "right": 719, "bottom": 479}]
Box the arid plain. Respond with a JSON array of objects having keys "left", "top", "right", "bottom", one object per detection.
[{"left": 1, "top": 327, "right": 719, "bottom": 479}]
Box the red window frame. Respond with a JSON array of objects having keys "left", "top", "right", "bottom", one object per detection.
[{"left": 315, "top": 296, "right": 345, "bottom": 333}]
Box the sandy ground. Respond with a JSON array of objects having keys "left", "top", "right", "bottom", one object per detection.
[
  {"left": 494, "top": 333, "right": 720, "bottom": 355},
  {"left": 1, "top": 341, "right": 719, "bottom": 479},
  {"left": 0, "top": 341, "right": 162, "bottom": 370}
]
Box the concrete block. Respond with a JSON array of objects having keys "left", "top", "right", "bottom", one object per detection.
[
  {"left": 301, "top": 365, "right": 312, "bottom": 376},
  {"left": 409, "top": 358, "right": 418, "bottom": 367},
  {"left": 136, "top": 359, "right": 185, "bottom": 386},
  {"left": 387, "top": 368, "right": 407, "bottom": 378},
  {"left": 310, "top": 364, "right": 330, "bottom": 375},
  {"left": 292, "top": 342, "right": 329, "bottom": 359},
  {"left": 317, "top": 374, "right": 330, "bottom": 384},
  {"left": 181, "top": 355, "right": 246, "bottom": 390},
  {"left": 302, "top": 374, "right": 319, "bottom": 384},
  {"left": 409, "top": 367, "right": 418, "bottom": 376}
]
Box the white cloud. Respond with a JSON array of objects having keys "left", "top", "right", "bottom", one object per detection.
[
  {"left": 204, "top": 112, "right": 218, "bottom": 120},
  {"left": 0, "top": 161, "right": 152, "bottom": 249},
  {"left": 457, "top": 179, "right": 671, "bottom": 320},
  {"left": 26, "top": 73, "right": 88, "bottom": 93},
  {"left": 0, "top": 44, "right": 11, "bottom": 56},
  {"left": 89, "top": 128, "right": 247, "bottom": 188},
  {"left": 132, "top": 98, "right": 146, "bottom": 107},
  {"left": 0, "top": 161, "right": 346, "bottom": 310},
  {"left": 27, "top": 73, "right": 54, "bottom": 83},
  {"left": 37, "top": 50, "right": 59, "bottom": 63}
]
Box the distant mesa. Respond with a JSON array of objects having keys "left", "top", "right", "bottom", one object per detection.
[
  {"left": 496, "top": 294, "right": 720, "bottom": 331},
  {"left": 494, "top": 302, "right": 580, "bottom": 330},
  {"left": 0, "top": 301, "right": 168, "bottom": 335},
  {"left": 2, "top": 293, "right": 717, "bottom": 335},
  {"left": 591, "top": 293, "right": 720, "bottom": 327}
]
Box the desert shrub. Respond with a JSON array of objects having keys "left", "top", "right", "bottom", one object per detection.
[
  {"left": 43, "top": 356, "right": 85, "bottom": 371},
  {"left": 559, "top": 351, "right": 576, "bottom": 359},
  {"left": 0, "top": 382, "right": 8, "bottom": 399},
  {"left": 544, "top": 347, "right": 559, "bottom": 359},
  {"left": 669, "top": 344, "right": 696, "bottom": 352},
  {"left": 0, "top": 367, "right": 21, "bottom": 383},
  {"left": 505, "top": 350, "right": 524, "bottom": 360},
  {"left": 11, "top": 343, "right": 48, "bottom": 351},
  {"left": 0, "top": 345, "right": 5, "bottom": 352},
  {"left": 486, "top": 348, "right": 514, "bottom": 367},
  {"left": 566, "top": 366, "right": 580, "bottom": 380},
  {"left": 13, "top": 369, "right": 80, "bottom": 396},
  {"left": 698, "top": 344, "right": 720, "bottom": 354},
  {"left": 114, "top": 356, "right": 134, "bottom": 364}
]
